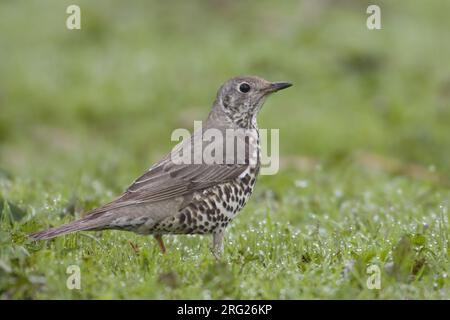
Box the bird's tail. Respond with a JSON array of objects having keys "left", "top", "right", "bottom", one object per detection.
[{"left": 28, "top": 215, "right": 103, "bottom": 240}]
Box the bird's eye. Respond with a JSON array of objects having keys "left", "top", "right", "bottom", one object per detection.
[{"left": 238, "top": 83, "right": 251, "bottom": 93}]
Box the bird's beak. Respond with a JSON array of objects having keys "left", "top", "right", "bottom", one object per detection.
[{"left": 267, "top": 82, "right": 293, "bottom": 93}]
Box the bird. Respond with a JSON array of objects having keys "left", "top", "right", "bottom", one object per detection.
[{"left": 29, "top": 76, "right": 292, "bottom": 256}]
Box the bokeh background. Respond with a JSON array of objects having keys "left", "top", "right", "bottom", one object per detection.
[{"left": 0, "top": 0, "right": 449, "bottom": 299}]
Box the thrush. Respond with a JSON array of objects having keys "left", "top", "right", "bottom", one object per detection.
[{"left": 29, "top": 76, "right": 292, "bottom": 256}]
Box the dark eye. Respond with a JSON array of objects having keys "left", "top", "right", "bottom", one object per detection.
[{"left": 238, "top": 83, "right": 251, "bottom": 93}]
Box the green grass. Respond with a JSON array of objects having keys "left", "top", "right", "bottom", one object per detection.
[{"left": 0, "top": 0, "right": 449, "bottom": 299}]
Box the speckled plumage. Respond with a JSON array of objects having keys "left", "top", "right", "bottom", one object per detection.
[
  {"left": 152, "top": 165, "right": 260, "bottom": 235},
  {"left": 29, "top": 76, "right": 292, "bottom": 256}
]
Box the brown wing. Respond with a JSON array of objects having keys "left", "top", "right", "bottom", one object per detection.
[
  {"left": 85, "top": 144, "right": 248, "bottom": 215},
  {"left": 85, "top": 128, "right": 254, "bottom": 216},
  {"left": 123, "top": 127, "right": 253, "bottom": 203},
  {"left": 85, "top": 161, "right": 247, "bottom": 216},
  {"left": 124, "top": 161, "right": 247, "bottom": 202}
]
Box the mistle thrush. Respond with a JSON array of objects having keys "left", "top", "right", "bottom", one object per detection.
[{"left": 29, "top": 76, "right": 292, "bottom": 256}]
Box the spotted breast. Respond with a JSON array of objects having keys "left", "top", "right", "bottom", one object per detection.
[{"left": 151, "top": 126, "right": 261, "bottom": 237}]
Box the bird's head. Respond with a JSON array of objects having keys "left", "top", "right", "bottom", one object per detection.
[{"left": 211, "top": 76, "right": 292, "bottom": 128}]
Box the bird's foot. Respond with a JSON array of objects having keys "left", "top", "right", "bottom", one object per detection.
[
  {"left": 210, "top": 246, "right": 223, "bottom": 260},
  {"left": 129, "top": 241, "right": 140, "bottom": 254}
]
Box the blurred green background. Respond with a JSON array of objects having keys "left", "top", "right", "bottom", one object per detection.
[
  {"left": 1, "top": 0, "right": 449, "bottom": 178},
  {"left": 0, "top": 0, "right": 449, "bottom": 299}
]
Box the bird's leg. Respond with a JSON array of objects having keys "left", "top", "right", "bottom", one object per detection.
[
  {"left": 154, "top": 235, "right": 166, "bottom": 253},
  {"left": 129, "top": 241, "right": 140, "bottom": 254},
  {"left": 211, "top": 229, "right": 225, "bottom": 259}
]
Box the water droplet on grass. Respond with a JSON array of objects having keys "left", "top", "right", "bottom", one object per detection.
[{"left": 295, "top": 180, "right": 309, "bottom": 188}]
